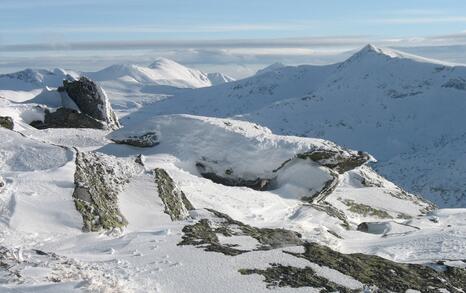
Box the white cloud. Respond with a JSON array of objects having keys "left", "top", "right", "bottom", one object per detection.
[
  {"left": 0, "top": 23, "right": 316, "bottom": 35},
  {"left": 373, "top": 16, "right": 466, "bottom": 24}
]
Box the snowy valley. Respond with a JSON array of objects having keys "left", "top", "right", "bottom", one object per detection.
[{"left": 0, "top": 46, "right": 465, "bottom": 292}]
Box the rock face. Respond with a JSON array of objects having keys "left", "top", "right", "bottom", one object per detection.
[
  {"left": 0, "top": 116, "right": 14, "bottom": 130},
  {"left": 112, "top": 132, "right": 159, "bottom": 147},
  {"left": 72, "top": 152, "right": 142, "bottom": 231},
  {"left": 30, "top": 108, "right": 109, "bottom": 129},
  {"left": 196, "top": 162, "right": 272, "bottom": 191},
  {"left": 241, "top": 242, "right": 466, "bottom": 291},
  {"left": 154, "top": 168, "right": 194, "bottom": 220},
  {"left": 0, "top": 176, "right": 5, "bottom": 192},
  {"left": 57, "top": 77, "right": 120, "bottom": 129},
  {"left": 296, "top": 150, "right": 370, "bottom": 174},
  {"left": 179, "top": 209, "right": 304, "bottom": 256}
]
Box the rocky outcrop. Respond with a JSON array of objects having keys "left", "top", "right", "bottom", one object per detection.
[
  {"left": 0, "top": 116, "right": 13, "bottom": 130},
  {"left": 0, "top": 176, "right": 5, "bottom": 192},
  {"left": 282, "top": 242, "right": 465, "bottom": 292},
  {"left": 30, "top": 108, "right": 109, "bottom": 129},
  {"left": 240, "top": 265, "right": 353, "bottom": 292},
  {"left": 154, "top": 168, "right": 194, "bottom": 220},
  {"left": 442, "top": 78, "right": 466, "bottom": 91},
  {"left": 112, "top": 132, "right": 159, "bottom": 147},
  {"left": 241, "top": 241, "right": 466, "bottom": 292},
  {"left": 30, "top": 77, "right": 119, "bottom": 130},
  {"left": 59, "top": 77, "right": 119, "bottom": 129},
  {"left": 341, "top": 199, "right": 393, "bottom": 219},
  {"left": 196, "top": 162, "right": 272, "bottom": 191},
  {"left": 72, "top": 152, "right": 142, "bottom": 231},
  {"left": 179, "top": 209, "right": 303, "bottom": 256},
  {"left": 296, "top": 150, "right": 370, "bottom": 174}
]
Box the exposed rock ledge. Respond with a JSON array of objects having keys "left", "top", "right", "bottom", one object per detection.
[
  {"left": 154, "top": 168, "right": 194, "bottom": 220},
  {"left": 178, "top": 209, "right": 466, "bottom": 292},
  {"left": 72, "top": 151, "right": 143, "bottom": 231}
]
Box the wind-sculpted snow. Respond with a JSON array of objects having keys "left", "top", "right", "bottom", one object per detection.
[{"left": 0, "top": 128, "right": 73, "bottom": 172}]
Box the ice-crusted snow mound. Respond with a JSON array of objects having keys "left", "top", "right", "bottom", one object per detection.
[
  {"left": 107, "top": 115, "right": 432, "bottom": 218},
  {"left": 109, "top": 114, "right": 365, "bottom": 177}
]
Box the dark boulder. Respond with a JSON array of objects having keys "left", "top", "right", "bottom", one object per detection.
[
  {"left": 30, "top": 108, "right": 108, "bottom": 129},
  {"left": 195, "top": 162, "right": 272, "bottom": 191},
  {"left": 0, "top": 116, "right": 14, "bottom": 130},
  {"left": 58, "top": 77, "right": 120, "bottom": 129}
]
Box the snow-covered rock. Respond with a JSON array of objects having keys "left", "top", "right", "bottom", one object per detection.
[
  {"left": 0, "top": 116, "right": 14, "bottom": 130},
  {"left": 108, "top": 114, "right": 432, "bottom": 221}
]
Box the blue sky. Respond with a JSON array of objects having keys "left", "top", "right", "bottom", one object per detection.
[{"left": 1, "top": 0, "right": 466, "bottom": 76}]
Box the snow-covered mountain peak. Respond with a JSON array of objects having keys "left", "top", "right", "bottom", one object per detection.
[
  {"left": 255, "top": 62, "right": 286, "bottom": 76},
  {"left": 0, "top": 68, "right": 79, "bottom": 91},
  {"left": 206, "top": 72, "right": 235, "bottom": 85},
  {"left": 148, "top": 57, "right": 184, "bottom": 69},
  {"left": 344, "top": 44, "right": 454, "bottom": 67},
  {"left": 90, "top": 61, "right": 213, "bottom": 88}
]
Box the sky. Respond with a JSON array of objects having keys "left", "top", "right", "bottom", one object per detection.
[{"left": 1, "top": 0, "right": 466, "bottom": 77}]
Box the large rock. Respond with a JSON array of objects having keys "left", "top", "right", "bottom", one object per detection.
[
  {"left": 0, "top": 116, "right": 14, "bottom": 130},
  {"left": 58, "top": 77, "right": 120, "bottom": 129},
  {"left": 30, "top": 108, "right": 109, "bottom": 129}
]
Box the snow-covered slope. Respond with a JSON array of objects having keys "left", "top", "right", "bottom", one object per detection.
[
  {"left": 1, "top": 46, "right": 466, "bottom": 292},
  {"left": 240, "top": 45, "right": 466, "bottom": 207},
  {"left": 135, "top": 62, "right": 338, "bottom": 118},
  {"left": 207, "top": 72, "right": 236, "bottom": 85},
  {"left": 1, "top": 76, "right": 465, "bottom": 293}
]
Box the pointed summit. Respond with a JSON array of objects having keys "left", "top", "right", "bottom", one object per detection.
[
  {"left": 343, "top": 44, "right": 452, "bottom": 66},
  {"left": 350, "top": 44, "right": 399, "bottom": 59}
]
